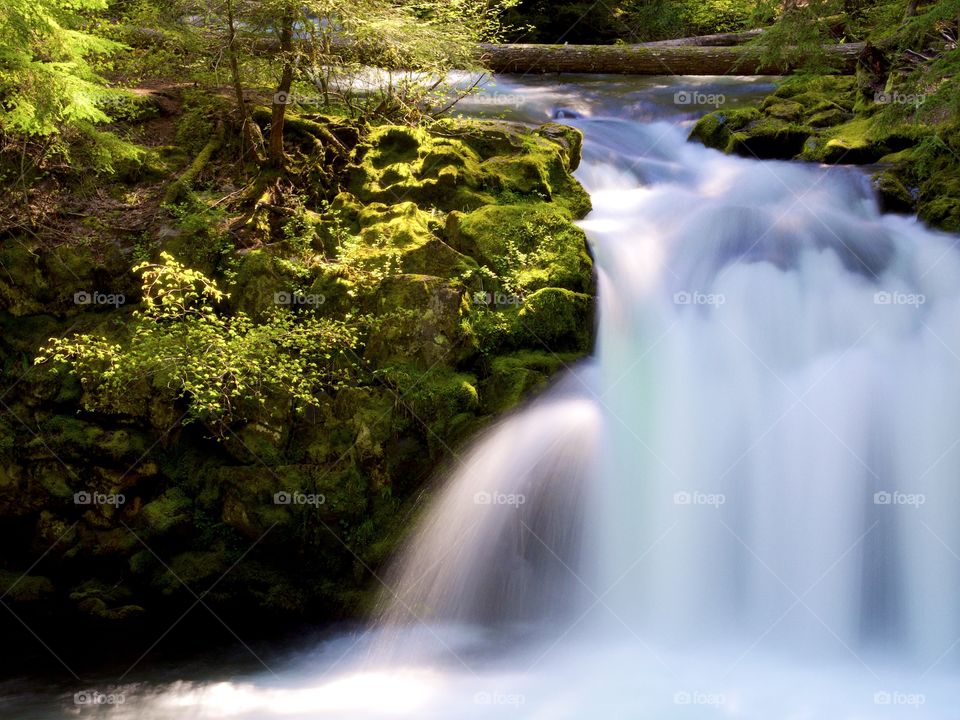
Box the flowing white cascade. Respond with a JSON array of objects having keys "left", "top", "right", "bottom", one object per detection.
[
  {"left": 377, "top": 89, "right": 960, "bottom": 670},
  {"left": 81, "top": 76, "right": 960, "bottom": 720}
]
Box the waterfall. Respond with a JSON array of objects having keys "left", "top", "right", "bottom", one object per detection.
[{"left": 376, "top": 99, "right": 960, "bottom": 670}]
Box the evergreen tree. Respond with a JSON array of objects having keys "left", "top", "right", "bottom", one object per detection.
[{"left": 0, "top": 0, "right": 122, "bottom": 137}]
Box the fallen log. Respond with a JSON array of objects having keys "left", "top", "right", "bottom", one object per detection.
[
  {"left": 640, "top": 29, "right": 765, "bottom": 47},
  {"left": 123, "top": 26, "right": 863, "bottom": 77},
  {"left": 164, "top": 123, "right": 224, "bottom": 204},
  {"left": 477, "top": 42, "right": 865, "bottom": 75}
]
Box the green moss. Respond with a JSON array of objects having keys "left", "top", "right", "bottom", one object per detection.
[
  {"left": 481, "top": 350, "right": 581, "bottom": 413},
  {"left": 140, "top": 487, "right": 193, "bottom": 535},
  {"left": 918, "top": 172, "right": 960, "bottom": 231},
  {"left": 0, "top": 570, "right": 54, "bottom": 604},
  {"left": 0, "top": 238, "right": 129, "bottom": 315},
  {"left": 36, "top": 416, "right": 147, "bottom": 463},
  {"left": 807, "top": 108, "right": 848, "bottom": 128},
  {"left": 383, "top": 364, "right": 481, "bottom": 441},
  {"left": 349, "top": 120, "right": 589, "bottom": 217},
  {"left": 365, "top": 274, "right": 469, "bottom": 369},
  {"left": 728, "top": 117, "right": 810, "bottom": 160},
  {"left": 772, "top": 75, "right": 857, "bottom": 102},
  {"left": 535, "top": 122, "right": 583, "bottom": 171},
  {"left": 516, "top": 287, "right": 593, "bottom": 353},
  {"left": 688, "top": 108, "right": 761, "bottom": 152},
  {"left": 872, "top": 169, "right": 916, "bottom": 214},
  {"left": 69, "top": 579, "right": 144, "bottom": 620},
  {"left": 0, "top": 112, "right": 597, "bottom": 633},
  {"left": 800, "top": 117, "right": 929, "bottom": 164},
  {"left": 152, "top": 550, "right": 230, "bottom": 596},
  {"left": 448, "top": 202, "right": 593, "bottom": 294},
  {"left": 762, "top": 99, "right": 805, "bottom": 122}
]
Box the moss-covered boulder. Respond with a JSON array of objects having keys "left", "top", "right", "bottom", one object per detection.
[
  {"left": 447, "top": 202, "right": 593, "bottom": 293},
  {"left": 728, "top": 117, "right": 810, "bottom": 160},
  {"left": 365, "top": 274, "right": 470, "bottom": 369},
  {"left": 799, "top": 117, "right": 926, "bottom": 164},
  {"left": 479, "top": 350, "right": 582, "bottom": 414},
  {"left": 517, "top": 287, "right": 593, "bottom": 352},
  {"left": 689, "top": 107, "right": 760, "bottom": 153},
  {"left": 872, "top": 169, "right": 916, "bottom": 214},
  {"left": 348, "top": 121, "right": 590, "bottom": 218}
]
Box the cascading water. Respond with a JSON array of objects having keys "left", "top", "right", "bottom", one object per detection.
[{"left": 64, "top": 76, "right": 960, "bottom": 718}]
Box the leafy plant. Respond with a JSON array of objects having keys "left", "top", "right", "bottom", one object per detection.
[{"left": 37, "top": 253, "right": 359, "bottom": 432}]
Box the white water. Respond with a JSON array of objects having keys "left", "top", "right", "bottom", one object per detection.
[{"left": 59, "top": 76, "right": 960, "bottom": 718}]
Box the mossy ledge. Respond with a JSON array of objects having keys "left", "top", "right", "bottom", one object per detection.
[
  {"left": 0, "top": 110, "right": 594, "bottom": 662},
  {"left": 688, "top": 74, "right": 960, "bottom": 232}
]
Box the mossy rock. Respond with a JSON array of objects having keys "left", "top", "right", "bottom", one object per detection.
[
  {"left": 0, "top": 239, "right": 132, "bottom": 316},
  {"left": 33, "top": 416, "right": 148, "bottom": 464},
  {"left": 771, "top": 76, "right": 857, "bottom": 116},
  {"left": 0, "top": 569, "right": 55, "bottom": 604},
  {"left": 348, "top": 120, "right": 589, "bottom": 217},
  {"left": 365, "top": 274, "right": 469, "bottom": 369},
  {"left": 918, "top": 173, "right": 960, "bottom": 232},
  {"left": 140, "top": 487, "right": 193, "bottom": 536},
  {"left": 762, "top": 99, "right": 805, "bottom": 122},
  {"left": 352, "top": 201, "right": 478, "bottom": 278},
  {"left": 480, "top": 350, "right": 582, "bottom": 414},
  {"left": 349, "top": 124, "right": 490, "bottom": 211},
  {"left": 688, "top": 108, "right": 761, "bottom": 153},
  {"left": 222, "top": 409, "right": 291, "bottom": 465},
  {"left": 151, "top": 549, "right": 231, "bottom": 596},
  {"left": 535, "top": 123, "right": 583, "bottom": 171},
  {"left": 382, "top": 364, "right": 481, "bottom": 442},
  {"left": 516, "top": 287, "right": 593, "bottom": 353},
  {"left": 356, "top": 202, "right": 435, "bottom": 249},
  {"left": 727, "top": 117, "right": 810, "bottom": 160},
  {"left": 0, "top": 113, "right": 598, "bottom": 638},
  {"left": 807, "top": 108, "right": 849, "bottom": 128},
  {"left": 800, "top": 117, "right": 929, "bottom": 164},
  {"left": 229, "top": 249, "right": 306, "bottom": 319},
  {"left": 872, "top": 169, "right": 916, "bottom": 214},
  {"left": 70, "top": 579, "right": 145, "bottom": 620},
  {"left": 447, "top": 202, "right": 593, "bottom": 293}
]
